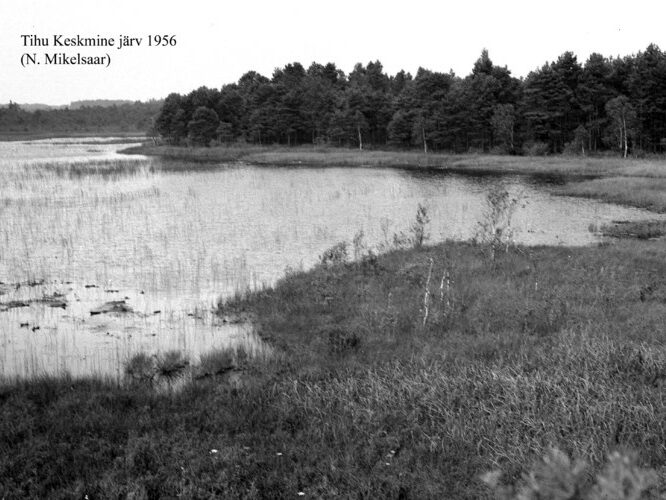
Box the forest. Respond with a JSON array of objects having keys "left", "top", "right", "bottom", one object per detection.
[
  {"left": 155, "top": 44, "right": 666, "bottom": 156},
  {"left": 0, "top": 100, "right": 162, "bottom": 136}
]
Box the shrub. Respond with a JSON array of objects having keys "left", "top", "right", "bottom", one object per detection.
[
  {"left": 410, "top": 203, "right": 430, "bottom": 248},
  {"left": 352, "top": 229, "right": 366, "bottom": 259},
  {"left": 475, "top": 186, "right": 519, "bottom": 262},
  {"left": 522, "top": 141, "right": 550, "bottom": 156},
  {"left": 319, "top": 241, "right": 348, "bottom": 266},
  {"left": 124, "top": 353, "right": 156, "bottom": 385},
  {"left": 197, "top": 348, "right": 235, "bottom": 377},
  {"left": 325, "top": 326, "right": 361, "bottom": 354},
  {"left": 155, "top": 350, "right": 189, "bottom": 384},
  {"left": 482, "top": 448, "right": 658, "bottom": 499}
]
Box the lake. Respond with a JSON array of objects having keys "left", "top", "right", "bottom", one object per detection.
[{"left": 0, "top": 138, "right": 659, "bottom": 378}]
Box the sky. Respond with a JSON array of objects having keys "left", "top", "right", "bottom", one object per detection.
[{"left": 0, "top": 0, "right": 664, "bottom": 105}]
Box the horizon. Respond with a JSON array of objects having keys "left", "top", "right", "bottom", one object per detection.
[{"left": 3, "top": 43, "right": 663, "bottom": 108}]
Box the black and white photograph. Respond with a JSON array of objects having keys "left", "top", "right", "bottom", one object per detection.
[{"left": 1, "top": 1, "right": 666, "bottom": 497}]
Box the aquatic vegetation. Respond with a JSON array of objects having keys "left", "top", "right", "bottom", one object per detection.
[
  {"left": 197, "top": 347, "right": 235, "bottom": 377},
  {"left": 155, "top": 350, "right": 190, "bottom": 384},
  {"left": 124, "top": 353, "right": 156, "bottom": 385}
]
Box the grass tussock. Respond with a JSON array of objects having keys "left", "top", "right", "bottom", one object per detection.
[{"left": 4, "top": 239, "right": 666, "bottom": 497}]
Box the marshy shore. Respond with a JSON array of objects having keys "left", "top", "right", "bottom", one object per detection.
[
  {"left": 3, "top": 142, "right": 666, "bottom": 497},
  {"left": 3, "top": 238, "right": 666, "bottom": 497}
]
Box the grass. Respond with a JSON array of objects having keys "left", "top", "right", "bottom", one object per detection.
[
  {"left": 3, "top": 141, "right": 666, "bottom": 495},
  {"left": 4, "top": 238, "right": 666, "bottom": 497},
  {"left": 561, "top": 177, "right": 666, "bottom": 213},
  {"left": 597, "top": 220, "right": 666, "bottom": 240}
]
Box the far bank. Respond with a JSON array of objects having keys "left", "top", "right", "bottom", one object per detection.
[{"left": 122, "top": 144, "right": 666, "bottom": 213}]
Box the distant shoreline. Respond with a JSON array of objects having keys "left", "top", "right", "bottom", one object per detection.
[
  {"left": 122, "top": 143, "right": 666, "bottom": 214},
  {"left": 0, "top": 131, "right": 147, "bottom": 142}
]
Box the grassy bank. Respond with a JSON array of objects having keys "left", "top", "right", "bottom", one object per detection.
[
  {"left": 3, "top": 239, "right": 666, "bottom": 498},
  {"left": 123, "top": 144, "right": 666, "bottom": 213}
]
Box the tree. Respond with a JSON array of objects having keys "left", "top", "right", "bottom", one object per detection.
[
  {"left": 605, "top": 96, "right": 638, "bottom": 158},
  {"left": 216, "top": 121, "right": 234, "bottom": 143},
  {"left": 387, "top": 109, "right": 412, "bottom": 147},
  {"left": 187, "top": 106, "right": 220, "bottom": 146},
  {"left": 463, "top": 50, "right": 521, "bottom": 151},
  {"left": 578, "top": 53, "right": 615, "bottom": 152},
  {"left": 571, "top": 124, "right": 589, "bottom": 155},
  {"left": 626, "top": 44, "right": 666, "bottom": 152},
  {"left": 490, "top": 104, "right": 516, "bottom": 152},
  {"left": 214, "top": 84, "right": 244, "bottom": 140},
  {"left": 155, "top": 93, "right": 186, "bottom": 144},
  {"left": 521, "top": 52, "right": 583, "bottom": 152},
  {"left": 353, "top": 110, "right": 368, "bottom": 150}
]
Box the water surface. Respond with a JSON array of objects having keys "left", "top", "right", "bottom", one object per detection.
[{"left": 0, "top": 139, "right": 659, "bottom": 378}]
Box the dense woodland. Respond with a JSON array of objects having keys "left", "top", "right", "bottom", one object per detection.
[
  {"left": 0, "top": 100, "right": 162, "bottom": 136},
  {"left": 156, "top": 44, "right": 666, "bottom": 156}
]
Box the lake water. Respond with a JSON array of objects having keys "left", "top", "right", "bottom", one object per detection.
[{"left": 0, "top": 138, "right": 659, "bottom": 378}]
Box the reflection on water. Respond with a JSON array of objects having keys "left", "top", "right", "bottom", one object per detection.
[{"left": 0, "top": 139, "right": 660, "bottom": 378}]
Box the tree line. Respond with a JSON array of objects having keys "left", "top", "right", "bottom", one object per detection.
[
  {"left": 0, "top": 100, "right": 163, "bottom": 135},
  {"left": 156, "top": 44, "right": 666, "bottom": 156}
]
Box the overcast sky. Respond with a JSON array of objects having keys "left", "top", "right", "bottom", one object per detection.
[{"left": 1, "top": 0, "right": 664, "bottom": 105}]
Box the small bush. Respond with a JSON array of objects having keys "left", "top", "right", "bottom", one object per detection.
[
  {"left": 522, "top": 141, "right": 550, "bottom": 156},
  {"left": 360, "top": 249, "right": 382, "bottom": 275},
  {"left": 319, "top": 241, "right": 348, "bottom": 266},
  {"left": 125, "top": 436, "right": 161, "bottom": 476},
  {"left": 410, "top": 203, "right": 430, "bottom": 248},
  {"left": 489, "top": 145, "right": 511, "bottom": 155},
  {"left": 325, "top": 326, "right": 361, "bottom": 354},
  {"left": 155, "top": 350, "right": 189, "bottom": 383},
  {"left": 475, "top": 187, "right": 520, "bottom": 262},
  {"left": 124, "top": 353, "right": 156, "bottom": 385},
  {"left": 198, "top": 348, "right": 235, "bottom": 377},
  {"left": 482, "top": 448, "right": 658, "bottom": 499},
  {"left": 352, "top": 229, "right": 366, "bottom": 259}
]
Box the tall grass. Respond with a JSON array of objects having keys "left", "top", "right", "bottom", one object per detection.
[
  {"left": 3, "top": 239, "right": 666, "bottom": 497},
  {"left": 0, "top": 147, "right": 269, "bottom": 379}
]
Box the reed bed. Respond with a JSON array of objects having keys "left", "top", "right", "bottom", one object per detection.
[{"left": 0, "top": 151, "right": 264, "bottom": 379}]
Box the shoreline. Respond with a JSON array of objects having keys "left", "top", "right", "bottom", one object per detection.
[
  {"left": 0, "top": 131, "right": 147, "bottom": 142},
  {"left": 3, "top": 141, "right": 666, "bottom": 496},
  {"left": 122, "top": 143, "right": 666, "bottom": 213}
]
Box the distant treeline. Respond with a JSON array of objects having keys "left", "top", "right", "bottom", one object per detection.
[
  {"left": 0, "top": 100, "right": 163, "bottom": 135},
  {"left": 156, "top": 44, "right": 666, "bottom": 155}
]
